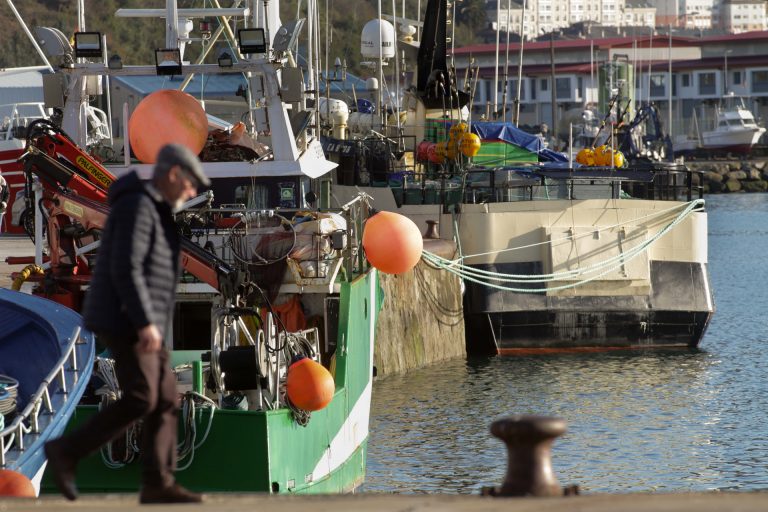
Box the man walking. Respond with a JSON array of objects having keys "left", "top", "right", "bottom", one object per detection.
[{"left": 44, "top": 144, "right": 210, "bottom": 504}]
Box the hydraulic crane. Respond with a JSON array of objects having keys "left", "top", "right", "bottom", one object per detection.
[{"left": 18, "top": 120, "right": 242, "bottom": 310}]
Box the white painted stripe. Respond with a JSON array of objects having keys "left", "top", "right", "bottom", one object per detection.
[
  {"left": 311, "top": 381, "right": 372, "bottom": 481},
  {"left": 30, "top": 461, "right": 47, "bottom": 497},
  {"left": 0, "top": 170, "right": 24, "bottom": 176},
  {"left": 310, "top": 270, "right": 378, "bottom": 481}
]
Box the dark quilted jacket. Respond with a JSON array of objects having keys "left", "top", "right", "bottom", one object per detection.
[{"left": 82, "top": 171, "right": 181, "bottom": 340}]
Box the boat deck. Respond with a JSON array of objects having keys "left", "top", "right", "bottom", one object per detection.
[
  {"left": 2, "top": 491, "right": 767, "bottom": 511},
  {"left": 0, "top": 235, "right": 34, "bottom": 289}
]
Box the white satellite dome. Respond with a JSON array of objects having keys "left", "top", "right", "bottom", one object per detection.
[
  {"left": 361, "top": 19, "right": 395, "bottom": 59},
  {"left": 318, "top": 98, "right": 349, "bottom": 124}
]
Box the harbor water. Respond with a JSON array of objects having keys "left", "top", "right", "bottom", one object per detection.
[{"left": 366, "top": 192, "right": 768, "bottom": 494}]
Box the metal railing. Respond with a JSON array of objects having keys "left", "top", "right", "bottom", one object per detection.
[{"left": 0, "top": 326, "right": 86, "bottom": 467}]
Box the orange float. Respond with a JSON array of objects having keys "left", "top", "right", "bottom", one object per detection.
[
  {"left": 128, "top": 89, "right": 208, "bottom": 164},
  {"left": 286, "top": 356, "right": 335, "bottom": 411},
  {"left": 0, "top": 469, "right": 35, "bottom": 497},
  {"left": 362, "top": 211, "right": 423, "bottom": 274}
]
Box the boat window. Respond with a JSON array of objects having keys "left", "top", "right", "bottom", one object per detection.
[
  {"left": 234, "top": 184, "right": 270, "bottom": 209},
  {"left": 728, "top": 119, "right": 744, "bottom": 126}
]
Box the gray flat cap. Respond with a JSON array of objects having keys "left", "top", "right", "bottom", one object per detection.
[{"left": 156, "top": 143, "right": 211, "bottom": 188}]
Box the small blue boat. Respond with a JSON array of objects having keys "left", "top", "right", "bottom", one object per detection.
[{"left": 0, "top": 289, "right": 94, "bottom": 495}]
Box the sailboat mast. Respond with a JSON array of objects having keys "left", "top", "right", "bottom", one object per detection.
[
  {"left": 513, "top": 0, "right": 525, "bottom": 125},
  {"left": 493, "top": 1, "right": 501, "bottom": 118},
  {"left": 501, "top": 0, "right": 510, "bottom": 121}
]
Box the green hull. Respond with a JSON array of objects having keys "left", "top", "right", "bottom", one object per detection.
[{"left": 42, "top": 270, "right": 379, "bottom": 494}]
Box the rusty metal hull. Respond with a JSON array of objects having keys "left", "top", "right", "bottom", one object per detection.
[{"left": 464, "top": 261, "right": 714, "bottom": 355}]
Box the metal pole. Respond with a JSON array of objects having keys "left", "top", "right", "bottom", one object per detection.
[
  {"left": 377, "top": 0, "right": 384, "bottom": 130},
  {"left": 513, "top": 0, "right": 525, "bottom": 125},
  {"left": 494, "top": 0, "right": 501, "bottom": 118},
  {"left": 668, "top": 25, "right": 672, "bottom": 139},
  {"left": 501, "top": 0, "right": 511, "bottom": 121},
  {"left": 550, "top": 32, "right": 556, "bottom": 146},
  {"left": 5, "top": 0, "right": 55, "bottom": 72}
]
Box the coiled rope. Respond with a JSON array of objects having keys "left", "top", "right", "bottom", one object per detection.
[
  {"left": 95, "top": 358, "right": 217, "bottom": 469},
  {"left": 425, "top": 199, "right": 705, "bottom": 293}
]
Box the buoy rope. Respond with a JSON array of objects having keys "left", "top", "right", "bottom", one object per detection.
[
  {"left": 460, "top": 199, "right": 704, "bottom": 261},
  {"left": 423, "top": 199, "right": 704, "bottom": 293}
]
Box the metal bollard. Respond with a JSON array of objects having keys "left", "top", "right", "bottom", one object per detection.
[
  {"left": 483, "top": 415, "right": 576, "bottom": 497},
  {"left": 423, "top": 220, "right": 440, "bottom": 239}
]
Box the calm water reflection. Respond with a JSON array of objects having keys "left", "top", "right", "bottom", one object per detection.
[{"left": 366, "top": 193, "right": 768, "bottom": 493}]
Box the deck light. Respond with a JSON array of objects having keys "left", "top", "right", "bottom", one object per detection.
[
  {"left": 155, "top": 48, "right": 182, "bottom": 76},
  {"left": 237, "top": 28, "right": 267, "bottom": 54},
  {"left": 217, "top": 51, "right": 233, "bottom": 68},
  {"left": 73, "top": 32, "right": 102, "bottom": 58},
  {"left": 107, "top": 54, "right": 123, "bottom": 70}
]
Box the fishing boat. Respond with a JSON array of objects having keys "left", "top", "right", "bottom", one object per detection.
[
  {"left": 0, "top": 288, "right": 95, "bottom": 495},
  {"left": 674, "top": 93, "right": 766, "bottom": 156},
  {"left": 7, "top": 0, "right": 382, "bottom": 494},
  {"left": 328, "top": 0, "right": 713, "bottom": 354}
]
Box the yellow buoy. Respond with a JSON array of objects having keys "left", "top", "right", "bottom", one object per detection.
[
  {"left": 449, "top": 122, "right": 468, "bottom": 140},
  {"left": 459, "top": 132, "right": 481, "bottom": 157},
  {"left": 575, "top": 148, "right": 595, "bottom": 166}
]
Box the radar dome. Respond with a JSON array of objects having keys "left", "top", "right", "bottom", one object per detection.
[{"left": 361, "top": 19, "right": 395, "bottom": 59}]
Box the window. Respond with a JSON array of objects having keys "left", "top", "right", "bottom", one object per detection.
[
  {"left": 734, "top": 71, "right": 742, "bottom": 85},
  {"left": 650, "top": 74, "right": 666, "bottom": 97},
  {"left": 752, "top": 70, "right": 768, "bottom": 93},
  {"left": 698, "top": 72, "right": 716, "bottom": 95},
  {"left": 682, "top": 74, "right": 691, "bottom": 87},
  {"left": 531, "top": 78, "right": 537, "bottom": 100},
  {"left": 556, "top": 77, "right": 571, "bottom": 99},
  {"left": 541, "top": 78, "right": 548, "bottom": 91}
]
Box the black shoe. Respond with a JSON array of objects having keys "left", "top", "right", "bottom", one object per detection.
[
  {"left": 139, "top": 483, "right": 203, "bottom": 504},
  {"left": 44, "top": 441, "right": 78, "bottom": 501}
]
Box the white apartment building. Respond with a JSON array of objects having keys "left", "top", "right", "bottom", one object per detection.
[
  {"left": 720, "top": 0, "right": 768, "bottom": 33},
  {"left": 486, "top": 0, "right": 767, "bottom": 37}
]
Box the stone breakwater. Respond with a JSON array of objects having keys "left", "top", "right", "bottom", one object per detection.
[{"left": 693, "top": 161, "right": 768, "bottom": 193}]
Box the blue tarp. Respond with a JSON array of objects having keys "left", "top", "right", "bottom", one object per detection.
[{"left": 471, "top": 122, "right": 569, "bottom": 163}]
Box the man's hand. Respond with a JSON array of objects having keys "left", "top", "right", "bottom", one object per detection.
[{"left": 137, "top": 324, "right": 163, "bottom": 352}]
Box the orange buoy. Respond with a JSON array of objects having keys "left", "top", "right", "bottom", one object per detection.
[
  {"left": 362, "top": 211, "right": 423, "bottom": 274},
  {"left": 0, "top": 469, "right": 35, "bottom": 498},
  {"left": 128, "top": 89, "right": 208, "bottom": 164},
  {"left": 286, "top": 356, "right": 335, "bottom": 411}
]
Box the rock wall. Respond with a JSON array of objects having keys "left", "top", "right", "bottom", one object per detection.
[
  {"left": 694, "top": 161, "right": 768, "bottom": 193},
  {"left": 374, "top": 242, "right": 465, "bottom": 378}
]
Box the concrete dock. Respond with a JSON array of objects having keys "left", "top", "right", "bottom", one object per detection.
[{"left": 1, "top": 491, "right": 768, "bottom": 511}]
